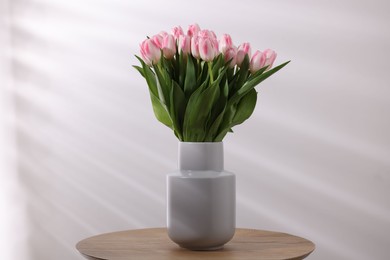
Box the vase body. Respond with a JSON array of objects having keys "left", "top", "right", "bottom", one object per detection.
[{"left": 167, "top": 142, "right": 235, "bottom": 250}]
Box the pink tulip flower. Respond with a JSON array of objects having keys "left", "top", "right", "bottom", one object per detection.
[
  {"left": 263, "top": 49, "right": 277, "bottom": 70},
  {"left": 162, "top": 34, "right": 176, "bottom": 59},
  {"left": 219, "top": 34, "right": 233, "bottom": 54},
  {"left": 236, "top": 43, "right": 251, "bottom": 67},
  {"left": 178, "top": 35, "right": 191, "bottom": 55},
  {"left": 224, "top": 46, "right": 237, "bottom": 68},
  {"left": 172, "top": 26, "right": 184, "bottom": 40},
  {"left": 191, "top": 36, "right": 200, "bottom": 59},
  {"left": 250, "top": 50, "right": 265, "bottom": 73},
  {"left": 140, "top": 38, "right": 161, "bottom": 65},
  {"left": 198, "top": 29, "right": 214, "bottom": 39},
  {"left": 187, "top": 23, "right": 201, "bottom": 37},
  {"left": 198, "top": 29, "right": 219, "bottom": 60},
  {"left": 198, "top": 29, "right": 219, "bottom": 51},
  {"left": 159, "top": 31, "right": 168, "bottom": 37},
  {"left": 199, "top": 37, "right": 218, "bottom": 62},
  {"left": 210, "top": 31, "right": 218, "bottom": 40},
  {"left": 151, "top": 34, "right": 163, "bottom": 49}
]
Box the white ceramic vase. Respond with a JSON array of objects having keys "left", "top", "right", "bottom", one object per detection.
[{"left": 167, "top": 142, "right": 235, "bottom": 250}]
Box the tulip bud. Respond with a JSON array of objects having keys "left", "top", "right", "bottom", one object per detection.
[
  {"left": 199, "top": 37, "right": 218, "bottom": 62},
  {"left": 162, "top": 34, "right": 176, "bottom": 59},
  {"left": 199, "top": 29, "right": 218, "bottom": 41},
  {"left": 210, "top": 31, "right": 218, "bottom": 40},
  {"left": 191, "top": 36, "right": 200, "bottom": 59},
  {"left": 224, "top": 46, "right": 237, "bottom": 68},
  {"left": 187, "top": 23, "right": 201, "bottom": 37},
  {"left": 219, "top": 34, "right": 233, "bottom": 53},
  {"left": 171, "top": 26, "right": 184, "bottom": 41},
  {"left": 178, "top": 35, "right": 191, "bottom": 55},
  {"left": 236, "top": 42, "right": 251, "bottom": 67},
  {"left": 151, "top": 34, "right": 163, "bottom": 49},
  {"left": 159, "top": 31, "right": 168, "bottom": 37},
  {"left": 262, "top": 49, "right": 277, "bottom": 70},
  {"left": 140, "top": 38, "right": 161, "bottom": 65},
  {"left": 199, "top": 30, "right": 219, "bottom": 50},
  {"left": 250, "top": 50, "right": 265, "bottom": 73}
]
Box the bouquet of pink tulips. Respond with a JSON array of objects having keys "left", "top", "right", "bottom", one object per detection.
[{"left": 134, "top": 24, "right": 289, "bottom": 142}]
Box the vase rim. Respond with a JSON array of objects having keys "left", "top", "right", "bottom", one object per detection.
[{"left": 179, "top": 141, "right": 223, "bottom": 144}]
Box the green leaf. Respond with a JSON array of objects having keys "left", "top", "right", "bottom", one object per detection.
[
  {"left": 161, "top": 55, "right": 174, "bottom": 79},
  {"left": 133, "top": 65, "right": 145, "bottom": 78},
  {"left": 230, "top": 60, "right": 290, "bottom": 105},
  {"left": 184, "top": 56, "right": 196, "bottom": 98},
  {"left": 206, "top": 106, "right": 226, "bottom": 142},
  {"left": 206, "top": 78, "right": 228, "bottom": 137},
  {"left": 211, "top": 65, "right": 229, "bottom": 87},
  {"left": 197, "top": 61, "right": 209, "bottom": 87},
  {"left": 211, "top": 54, "right": 224, "bottom": 79},
  {"left": 215, "top": 61, "right": 290, "bottom": 141},
  {"left": 135, "top": 55, "right": 173, "bottom": 129},
  {"left": 170, "top": 80, "right": 186, "bottom": 140},
  {"left": 227, "top": 72, "right": 238, "bottom": 96},
  {"left": 150, "top": 92, "right": 173, "bottom": 129},
  {"left": 214, "top": 101, "right": 238, "bottom": 141},
  {"left": 178, "top": 52, "right": 187, "bottom": 86},
  {"left": 232, "top": 54, "right": 250, "bottom": 95},
  {"left": 153, "top": 64, "right": 171, "bottom": 107},
  {"left": 193, "top": 57, "right": 200, "bottom": 79},
  {"left": 183, "top": 78, "right": 220, "bottom": 142},
  {"left": 174, "top": 49, "right": 181, "bottom": 83},
  {"left": 134, "top": 55, "right": 146, "bottom": 67},
  {"left": 205, "top": 80, "right": 229, "bottom": 142},
  {"left": 226, "top": 67, "right": 234, "bottom": 83},
  {"left": 231, "top": 88, "right": 257, "bottom": 126},
  {"left": 135, "top": 56, "right": 159, "bottom": 97},
  {"left": 247, "top": 65, "right": 268, "bottom": 81}
]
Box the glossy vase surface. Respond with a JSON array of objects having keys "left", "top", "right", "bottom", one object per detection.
[{"left": 167, "top": 142, "right": 235, "bottom": 250}]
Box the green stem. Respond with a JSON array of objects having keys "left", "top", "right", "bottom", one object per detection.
[{"left": 208, "top": 61, "right": 214, "bottom": 83}]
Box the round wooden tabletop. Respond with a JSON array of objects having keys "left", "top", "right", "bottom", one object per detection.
[{"left": 76, "top": 228, "right": 315, "bottom": 260}]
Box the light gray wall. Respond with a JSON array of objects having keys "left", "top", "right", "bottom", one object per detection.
[{"left": 2, "top": 0, "right": 390, "bottom": 259}]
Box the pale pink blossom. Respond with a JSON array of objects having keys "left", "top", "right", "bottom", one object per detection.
[
  {"left": 159, "top": 31, "right": 168, "bottom": 37},
  {"left": 219, "top": 34, "right": 233, "bottom": 53},
  {"left": 187, "top": 23, "right": 201, "bottom": 37},
  {"left": 151, "top": 34, "right": 163, "bottom": 49},
  {"left": 198, "top": 29, "right": 215, "bottom": 39},
  {"left": 198, "top": 30, "right": 219, "bottom": 51},
  {"left": 178, "top": 35, "right": 191, "bottom": 55},
  {"left": 210, "top": 31, "right": 217, "bottom": 40},
  {"left": 197, "top": 29, "right": 219, "bottom": 60},
  {"left": 250, "top": 50, "right": 266, "bottom": 73},
  {"left": 224, "top": 46, "right": 237, "bottom": 68},
  {"left": 162, "top": 34, "right": 176, "bottom": 59},
  {"left": 199, "top": 37, "right": 218, "bottom": 62},
  {"left": 171, "top": 26, "right": 184, "bottom": 40},
  {"left": 140, "top": 38, "right": 161, "bottom": 65},
  {"left": 191, "top": 35, "right": 200, "bottom": 59},
  {"left": 263, "top": 49, "right": 277, "bottom": 70},
  {"left": 236, "top": 42, "right": 252, "bottom": 67}
]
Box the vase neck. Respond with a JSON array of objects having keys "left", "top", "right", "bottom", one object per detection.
[{"left": 178, "top": 142, "right": 224, "bottom": 171}]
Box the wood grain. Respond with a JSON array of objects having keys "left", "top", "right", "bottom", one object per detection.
[{"left": 76, "top": 228, "right": 315, "bottom": 260}]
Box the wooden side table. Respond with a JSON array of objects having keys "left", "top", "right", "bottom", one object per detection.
[{"left": 76, "top": 228, "right": 315, "bottom": 260}]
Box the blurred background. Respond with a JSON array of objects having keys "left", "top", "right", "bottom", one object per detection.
[{"left": 1, "top": 0, "right": 389, "bottom": 259}]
